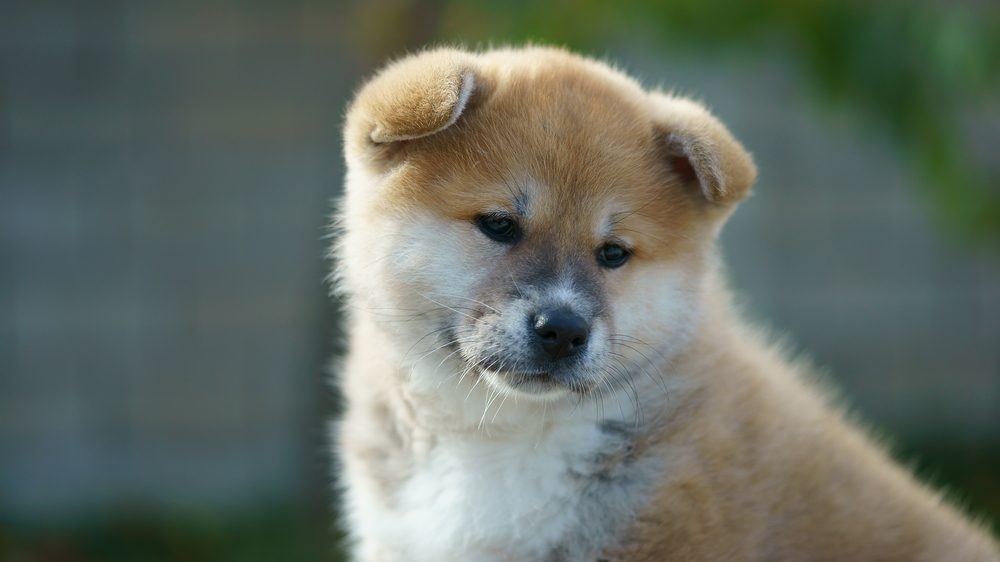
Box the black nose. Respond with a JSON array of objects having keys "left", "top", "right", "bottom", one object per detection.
[{"left": 532, "top": 308, "right": 590, "bottom": 360}]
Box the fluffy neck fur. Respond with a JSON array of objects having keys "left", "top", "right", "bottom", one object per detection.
[
  {"left": 336, "top": 268, "right": 999, "bottom": 561},
  {"left": 334, "top": 43, "right": 998, "bottom": 561}
]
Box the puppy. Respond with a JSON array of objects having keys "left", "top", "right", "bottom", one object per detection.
[{"left": 331, "top": 46, "right": 999, "bottom": 561}]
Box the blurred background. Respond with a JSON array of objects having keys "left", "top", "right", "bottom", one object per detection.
[{"left": 1, "top": 0, "right": 998, "bottom": 560}]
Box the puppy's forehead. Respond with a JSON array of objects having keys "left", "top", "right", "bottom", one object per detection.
[
  {"left": 485, "top": 66, "right": 657, "bottom": 188},
  {"left": 405, "top": 65, "right": 665, "bottom": 212},
  {"left": 379, "top": 58, "right": 704, "bottom": 258}
]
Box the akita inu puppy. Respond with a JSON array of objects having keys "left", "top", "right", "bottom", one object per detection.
[{"left": 332, "top": 46, "right": 998, "bottom": 561}]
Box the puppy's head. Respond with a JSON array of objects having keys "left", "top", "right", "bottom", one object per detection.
[{"left": 337, "top": 47, "right": 755, "bottom": 402}]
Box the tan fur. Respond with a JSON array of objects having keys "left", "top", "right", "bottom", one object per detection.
[
  {"left": 336, "top": 46, "right": 999, "bottom": 561},
  {"left": 606, "top": 287, "right": 998, "bottom": 561}
]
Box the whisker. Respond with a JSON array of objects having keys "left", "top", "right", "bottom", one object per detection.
[
  {"left": 534, "top": 401, "right": 548, "bottom": 449},
  {"left": 411, "top": 336, "right": 478, "bottom": 365},
  {"left": 401, "top": 324, "right": 454, "bottom": 364},
  {"left": 608, "top": 334, "right": 672, "bottom": 395},
  {"left": 428, "top": 293, "right": 501, "bottom": 314},
  {"left": 609, "top": 347, "right": 669, "bottom": 396},
  {"left": 600, "top": 369, "right": 625, "bottom": 420},
  {"left": 490, "top": 388, "right": 512, "bottom": 424},
  {"left": 419, "top": 294, "right": 480, "bottom": 321}
]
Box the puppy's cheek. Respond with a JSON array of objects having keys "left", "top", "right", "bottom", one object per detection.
[
  {"left": 610, "top": 262, "right": 701, "bottom": 356},
  {"left": 381, "top": 214, "right": 494, "bottom": 302}
]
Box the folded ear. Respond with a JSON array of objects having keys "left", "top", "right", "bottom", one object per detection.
[
  {"left": 649, "top": 92, "right": 757, "bottom": 204},
  {"left": 344, "top": 48, "right": 479, "bottom": 165}
]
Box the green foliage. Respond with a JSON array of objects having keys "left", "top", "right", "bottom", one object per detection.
[{"left": 0, "top": 508, "right": 346, "bottom": 562}]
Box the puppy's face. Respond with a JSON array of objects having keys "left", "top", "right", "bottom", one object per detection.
[{"left": 339, "top": 48, "right": 756, "bottom": 402}]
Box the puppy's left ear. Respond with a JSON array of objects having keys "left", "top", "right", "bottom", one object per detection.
[{"left": 649, "top": 92, "right": 757, "bottom": 204}]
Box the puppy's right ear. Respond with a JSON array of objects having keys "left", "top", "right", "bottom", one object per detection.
[
  {"left": 344, "top": 49, "right": 479, "bottom": 167},
  {"left": 649, "top": 92, "right": 757, "bottom": 205}
]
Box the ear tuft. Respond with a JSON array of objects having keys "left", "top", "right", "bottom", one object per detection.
[
  {"left": 345, "top": 49, "right": 479, "bottom": 162},
  {"left": 650, "top": 93, "right": 757, "bottom": 204}
]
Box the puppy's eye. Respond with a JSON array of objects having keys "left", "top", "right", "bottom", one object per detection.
[
  {"left": 597, "top": 243, "right": 630, "bottom": 268},
  {"left": 475, "top": 213, "right": 520, "bottom": 243}
]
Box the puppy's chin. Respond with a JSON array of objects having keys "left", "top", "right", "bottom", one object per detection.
[{"left": 479, "top": 367, "right": 587, "bottom": 402}]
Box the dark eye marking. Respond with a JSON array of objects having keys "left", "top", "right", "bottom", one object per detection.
[
  {"left": 475, "top": 212, "right": 521, "bottom": 244},
  {"left": 596, "top": 243, "right": 631, "bottom": 268}
]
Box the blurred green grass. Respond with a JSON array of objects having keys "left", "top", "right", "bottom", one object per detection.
[
  {"left": 2, "top": 443, "right": 996, "bottom": 561},
  {"left": 898, "top": 442, "right": 1000, "bottom": 538},
  {"left": 0, "top": 507, "right": 347, "bottom": 562}
]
